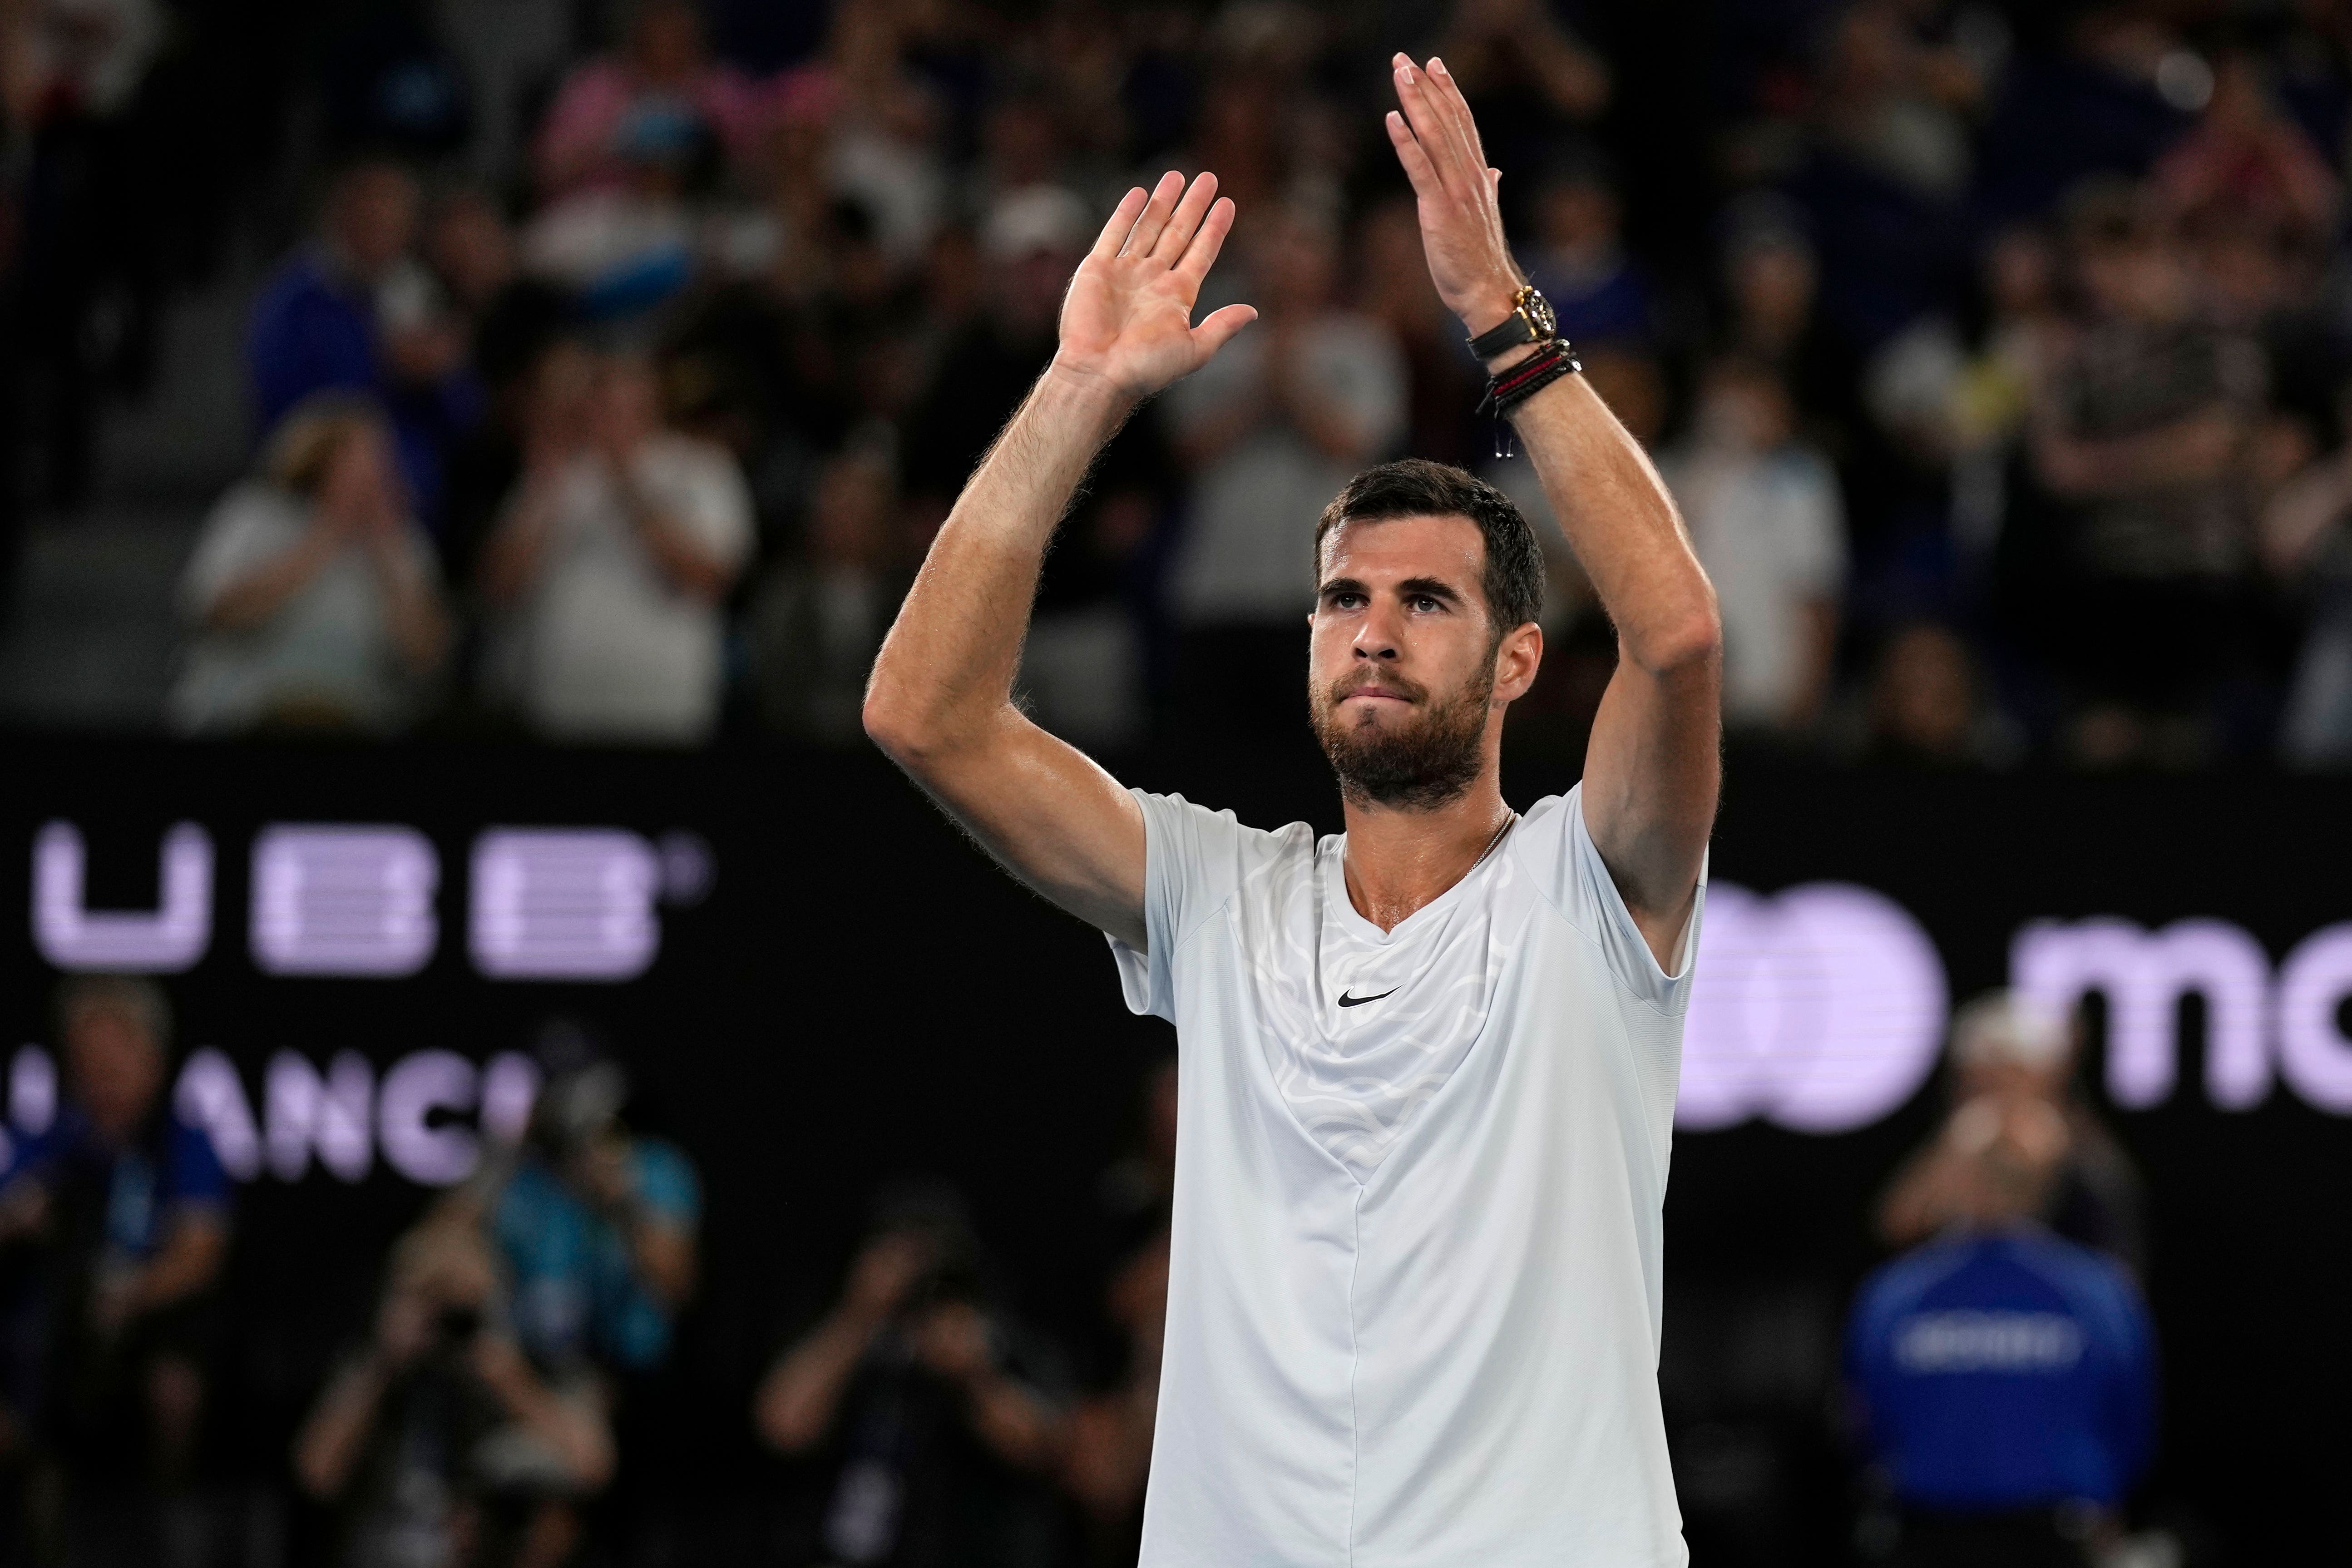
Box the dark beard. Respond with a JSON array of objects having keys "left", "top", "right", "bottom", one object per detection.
[{"left": 1310, "top": 664, "right": 1495, "bottom": 810}]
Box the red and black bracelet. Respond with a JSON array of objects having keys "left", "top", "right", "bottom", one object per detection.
[{"left": 1475, "top": 338, "right": 1582, "bottom": 419}]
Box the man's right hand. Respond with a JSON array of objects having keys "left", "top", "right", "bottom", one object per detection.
[{"left": 1054, "top": 171, "right": 1256, "bottom": 402}]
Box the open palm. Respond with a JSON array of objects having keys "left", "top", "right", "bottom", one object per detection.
[{"left": 1057, "top": 172, "right": 1258, "bottom": 400}]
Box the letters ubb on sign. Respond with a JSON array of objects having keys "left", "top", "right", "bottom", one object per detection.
[{"left": 31, "top": 821, "right": 711, "bottom": 980}]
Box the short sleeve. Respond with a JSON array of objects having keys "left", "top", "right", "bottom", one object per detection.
[
  {"left": 1105, "top": 790, "right": 1257, "bottom": 1023},
  {"left": 1511, "top": 782, "right": 1705, "bottom": 1012},
  {"left": 178, "top": 485, "right": 305, "bottom": 622},
  {"left": 164, "top": 1114, "right": 233, "bottom": 1212}
]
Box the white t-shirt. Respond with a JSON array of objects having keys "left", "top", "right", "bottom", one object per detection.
[
  {"left": 1661, "top": 444, "right": 1845, "bottom": 725},
  {"left": 1108, "top": 783, "right": 1702, "bottom": 1568},
  {"left": 1161, "top": 313, "right": 1406, "bottom": 625},
  {"left": 168, "top": 482, "right": 441, "bottom": 736},
  {"left": 499, "top": 436, "right": 753, "bottom": 744}
]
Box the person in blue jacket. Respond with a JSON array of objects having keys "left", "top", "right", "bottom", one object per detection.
[
  {"left": 1847, "top": 1092, "right": 2157, "bottom": 1567},
  {"left": 245, "top": 158, "right": 484, "bottom": 533}
]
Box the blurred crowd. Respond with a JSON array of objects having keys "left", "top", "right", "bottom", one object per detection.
[
  {"left": 14, "top": 0, "right": 2352, "bottom": 762},
  {"left": 0, "top": 972, "right": 2170, "bottom": 1568}
]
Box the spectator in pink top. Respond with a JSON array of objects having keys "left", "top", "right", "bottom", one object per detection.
[{"left": 533, "top": 0, "right": 765, "bottom": 201}]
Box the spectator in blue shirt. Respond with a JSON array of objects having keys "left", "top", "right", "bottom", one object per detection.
[
  {"left": 0, "top": 976, "right": 232, "bottom": 1559},
  {"left": 246, "top": 158, "right": 485, "bottom": 534},
  {"left": 1847, "top": 1094, "right": 2156, "bottom": 1568}
]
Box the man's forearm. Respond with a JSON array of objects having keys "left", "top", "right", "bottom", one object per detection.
[
  {"left": 1506, "top": 374, "right": 1718, "bottom": 672},
  {"left": 865, "top": 364, "right": 1134, "bottom": 757}
]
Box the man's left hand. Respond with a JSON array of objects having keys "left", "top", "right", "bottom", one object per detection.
[{"left": 1385, "top": 54, "right": 1524, "bottom": 343}]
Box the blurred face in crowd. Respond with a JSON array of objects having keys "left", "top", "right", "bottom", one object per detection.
[
  {"left": 1984, "top": 228, "right": 2053, "bottom": 318},
  {"left": 1873, "top": 622, "right": 1976, "bottom": 759},
  {"left": 632, "top": 0, "right": 707, "bottom": 82},
  {"left": 1695, "top": 361, "right": 1795, "bottom": 454},
  {"left": 1254, "top": 213, "right": 1339, "bottom": 319},
  {"left": 66, "top": 1001, "right": 164, "bottom": 1142},
  {"left": 329, "top": 163, "right": 420, "bottom": 280},
  {"left": 426, "top": 192, "right": 515, "bottom": 310},
  {"left": 1534, "top": 178, "right": 1621, "bottom": 257},
  {"left": 1309, "top": 515, "right": 1531, "bottom": 808},
  {"left": 2078, "top": 232, "right": 2191, "bottom": 324},
  {"left": 808, "top": 455, "right": 895, "bottom": 570},
  {"left": 315, "top": 420, "right": 401, "bottom": 524},
  {"left": 995, "top": 243, "right": 1080, "bottom": 340},
  {"left": 1727, "top": 235, "right": 1815, "bottom": 345},
  {"left": 591, "top": 358, "right": 665, "bottom": 454}
]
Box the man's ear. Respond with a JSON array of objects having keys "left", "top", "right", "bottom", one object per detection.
[{"left": 1493, "top": 622, "right": 1544, "bottom": 704}]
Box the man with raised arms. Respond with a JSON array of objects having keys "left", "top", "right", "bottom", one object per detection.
[{"left": 864, "top": 53, "right": 1721, "bottom": 1568}]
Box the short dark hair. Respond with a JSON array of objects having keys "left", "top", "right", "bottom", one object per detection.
[{"left": 1314, "top": 459, "right": 1545, "bottom": 638}]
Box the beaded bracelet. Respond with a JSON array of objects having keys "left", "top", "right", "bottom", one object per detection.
[{"left": 1477, "top": 338, "right": 1581, "bottom": 456}]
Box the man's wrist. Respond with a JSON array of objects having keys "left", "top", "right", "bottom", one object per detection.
[{"left": 1040, "top": 355, "right": 1143, "bottom": 430}]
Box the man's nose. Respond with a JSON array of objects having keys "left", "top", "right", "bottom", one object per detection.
[{"left": 1352, "top": 609, "right": 1402, "bottom": 661}]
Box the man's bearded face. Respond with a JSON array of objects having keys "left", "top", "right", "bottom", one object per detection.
[{"left": 1310, "top": 656, "right": 1496, "bottom": 810}]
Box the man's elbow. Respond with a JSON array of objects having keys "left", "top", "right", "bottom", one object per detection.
[
  {"left": 861, "top": 688, "right": 928, "bottom": 764},
  {"left": 1629, "top": 605, "right": 1722, "bottom": 678}
]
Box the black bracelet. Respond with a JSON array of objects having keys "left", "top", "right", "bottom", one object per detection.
[{"left": 1477, "top": 339, "right": 1580, "bottom": 416}]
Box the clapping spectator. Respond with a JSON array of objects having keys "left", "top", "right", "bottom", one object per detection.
[
  {"left": 478, "top": 351, "right": 752, "bottom": 744},
  {"left": 247, "top": 158, "right": 484, "bottom": 533},
  {"left": 0, "top": 978, "right": 229, "bottom": 1563},
  {"left": 294, "top": 1217, "right": 615, "bottom": 1568},
  {"left": 1877, "top": 992, "right": 2145, "bottom": 1276},
  {"left": 756, "top": 1187, "right": 1067, "bottom": 1568},
  {"left": 1163, "top": 207, "right": 1405, "bottom": 736},
  {"left": 1662, "top": 356, "right": 1847, "bottom": 737},
  {"left": 168, "top": 396, "right": 450, "bottom": 735}
]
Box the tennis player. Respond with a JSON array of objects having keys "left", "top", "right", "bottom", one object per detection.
[{"left": 865, "top": 53, "right": 1720, "bottom": 1568}]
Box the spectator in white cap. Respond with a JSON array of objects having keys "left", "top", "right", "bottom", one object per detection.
[{"left": 1877, "top": 990, "right": 2146, "bottom": 1273}]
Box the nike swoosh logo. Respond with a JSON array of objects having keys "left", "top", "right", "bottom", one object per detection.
[{"left": 1337, "top": 989, "right": 1397, "bottom": 1008}]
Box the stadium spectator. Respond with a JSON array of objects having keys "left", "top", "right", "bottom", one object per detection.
[
  {"left": 246, "top": 158, "right": 484, "bottom": 533},
  {"left": 2026, "top": 183, "right": 2269, "bottom": 766},
  {"left": 294, "top": 1215, "right": 616, "bottom": 1568},
  {"left": 168, "top": 396, "right": 451, "bottom": 736},
  {"left": 0, "top": 977, "right": 228, "bottom": 1565},
  {"left": 1847, "top": 1090, "right": 2157, "bottom": 1566},
  {"left": 1162, "top": 206, "right": 1405, "bottom": 736},
  {"left": 1878, "top": 992, "right": 2147, "bottom": 1276},
  {"left": 1856, "top": 621, "right": 2019, "bottom": 768},
  {"left": 477, "top": 351, "right": 752, "bottom": 745},
  {"left": 6, "top": 0, "right": 171, "bottom": 510},
  {"left": 472, "top": 1049, "right": 700, "bottom": 1379},
  {"left": 2152, "top": 51, "right": 2341, "bottom": 247},
  {"left": 531, "top": 0, "right": 762, "bottom": 202},
  {"left": 755, "top": 1185, "right": 1068, "bottom": 1568},
  {"left": 1662, "top": 355, "right": 1846, "bottom": 737},
  {"left": 2264, "top": 396, "right": 2352, "bottom": 764},
  {"left": 1524, "top": 159, "right": 1655, "bottom": 349},
  {"left": 748, "top": 446, "right": 903, "bottom": 744}
]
